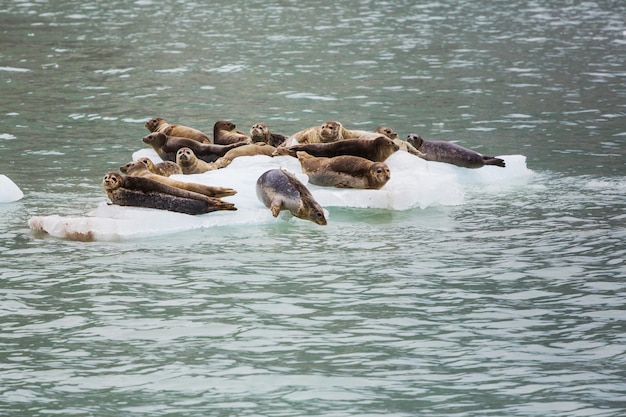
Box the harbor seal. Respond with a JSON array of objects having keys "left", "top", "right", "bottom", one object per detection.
[
  {"left": 138, "top": 157, "right": 182, "bottom": 176},
  {"left": 142, "top": 132, "right": 245, "bottom": 162},
  {"left": 288, "top": 121, "right": 345, "bottom": 144},
  {"left": 297, "top": 152, "right": 391, "bottom": 189},
  {"left": 406, "top": 133, "right": 506, "bottom": 168},
  {"left": 375, "top": 126, "right": 398, "bottom": 140},
  {"left": 102, "top": 172, "right": 236, "bottom": 215},
  {"left": 256, "top": 168, "right": 327, "bottom": 225},
  {"left": 250, "top": 122, "right": 288, "bottom": 147},
  {"left": 372, "top": 126, "right": 423, "bottom": 156},
  {"left": 120, "top": 160, "right": 236, "bottom": 197},
  {"left": 175, "top": 147, "right": 220, "bottom": 175},
  {"left": 145, "top": 117, "right": 210, "bottom": 143},
  {"left": 213, "top": 120, "right": 252, "bottom": 145},
  {"left": 340, "top": 126, "right": 383, "bottom": 141},
  {"left": 222, "top": 143, "right": 277, "bottom": 160},
  {"left": 276, "top": 136, "right": 399, "bottom": 162}
]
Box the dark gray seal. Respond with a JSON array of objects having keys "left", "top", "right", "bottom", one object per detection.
[
  {"left": 255, "top": 168, "right": 327, "bottom": 225},
  {"left": 102, "top": 172, "right": 236, "bottom": 215},
  {"left": 142, "top": 132, "right": 245, "bottom": 163},
  {"left": 406, "top": 133, "right": 505, "bottom": 168}
]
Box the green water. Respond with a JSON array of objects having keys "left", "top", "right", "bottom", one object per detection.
[{"left": 1, "top": 1, "right": 625, "bottom": 416}]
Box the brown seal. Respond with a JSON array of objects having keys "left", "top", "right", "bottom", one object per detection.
[
  {"left": 102, "top": 172, "right": 236, "bottom": 215},
  {"left": 375, "top": 126, "right": 398, "bottom": 140},
  {"left": 142, "top": 132, "right": 245, "bottom": 163},
  {"left": 145, "top": 117, "right": 210, "bottom": 143},
  {"left": 250, "top": 123, "right": 288, "bottom": 147},
  {"left": 256, "top": 168, "right": 327, "bottom": 225},
  {"left": 297, "top": 152, "right": 391, "bottom": 189},
  {"left": 339, "top": 125, "right": 383, "bottom": 140},
  {"left": 210, "top": 143, "right": 277, "bottom": 169},
  {"left": 120, "top": 160, "right": 236, "bottom": 197},
  {"left": 175, "top": 147, "right": 220, "bottom": 175},
  {"left": 213, "top": 120, "right": 252, "bottom": 145},
  {"left": 138, "top": 157, "right": 182, "bottom": 177},
  {"left": 288, "top": 121, "right": 346, "bottom": 144},
  {"left": 276, "top": 136, "right": 399, "bottom": 162},
  {"left": 222, "top": 143, "right": 277, "bottom": 160},
  {"left": 406, "top": 133, "right": 506, "bottom": 168}
]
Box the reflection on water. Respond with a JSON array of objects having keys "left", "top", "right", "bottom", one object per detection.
[{"left": 1, "top": 0, "right": 625, "bottom": 416}]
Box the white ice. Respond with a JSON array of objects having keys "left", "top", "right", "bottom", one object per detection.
[
  {"left": 0, "top": 175, "right": 24, "bottom": 203},
  {"left": 28, "top": 149, "right": 533, "bottom": 240}
]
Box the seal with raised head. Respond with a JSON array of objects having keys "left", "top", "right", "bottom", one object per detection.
[
  {"left": 297, "top": 152, "right": 391, "bottom": 189},
  {"left": 375, "top": 126, "right": 398, "bottom": 140},
  {"left": 175, "top": 147, "right": 220, "bottom": 175},
  {"left": 142, "top": 132, "right": 245, "bottom": 163},
  {"left": 288, "top": 121, "right": 345, "bottom": 145},
  {"left": 213, "top": 120, "right": 251, "bottom": 145},
  {"left": 145, "top": 117, "right": 211, "bottom": 143},
  {"left": 120, "top": 160, "right": 236, "bottom": 198},
  {"left": 373, "top": 126, "right": 424, "bottom": 156},
  {"left": 102, "top": 172, "right": 236, "bottom": 215},
  {"left": 250, "top": 122, "right": 288, "bottom": 147},
  {"left": 277, "top": 136, "right": 399, "bottom": 162},
  {"left": 406, "top": 133, "right": 506, "bottom": 168},
  {"left": 256, "top": 168, "right": 327, "bottom": 225},
  {"left": 138, "top": 157, "right": 182, "bottom": 177}
]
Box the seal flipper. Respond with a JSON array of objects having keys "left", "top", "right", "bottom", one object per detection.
[
  {"left": 483, "top": 156, "right": 506, "bottom": 167},
  {"left": 270, "top": 199, "right": 283, "bottom": 217}
]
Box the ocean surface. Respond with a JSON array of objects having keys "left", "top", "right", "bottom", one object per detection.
[{"left": 1, "top": 0, "right": 625, "bottom": 416}]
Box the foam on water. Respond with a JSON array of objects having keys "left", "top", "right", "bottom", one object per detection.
[
  {"left": 0, "top": 175, "right": 24, "bottom": 203},
  {"left": 28, "top": 150, "right": 532, "bottom": 240}
]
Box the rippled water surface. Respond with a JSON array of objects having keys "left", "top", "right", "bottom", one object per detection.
[{"left": 1, "top": 1, "right": 625, "bottom": 416}]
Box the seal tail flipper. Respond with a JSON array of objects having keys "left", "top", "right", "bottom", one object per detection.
[{"left": 483, "top": 156, "right": 506, "bottom": 167}]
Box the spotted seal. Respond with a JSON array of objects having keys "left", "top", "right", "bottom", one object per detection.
[
  {"left": 406, "top": 133, "right": 506, "bottom": 168},
  {"left": 145, "top": 117, "right": 210, "bottom": 143},
  {"left": 276, "top": 136, "right": 399, "bottom": 162},
  {"left": 102, "top": 172, "right": 236, "bottom": 215},
  {"left": 213, "top": 120, "right": 252, "bottom": 145},
  {"left": 142, "top": 132, "right": 245, "bottom": 163},
  {"left": 175, "top": 147, "right": 221, "bottom": 175},
  {"left": 255, "top": 168, "right": 327, "bottom": 225},
  {"left": 250, "top": 122, "right": 288, "bottom": 147},
  {"left": 297, "top": 152, "right": 391, "bottom": 189},
  {"left": 288, "top": 121, "right": 346, "bottom": 144},
  {"left": 375, "top": 126, "right": 398, "bottom": 140},
  {"left": 137, "top": 157, "right": 183, "bottom": 177},
  {"left": 120, "top": 160, "right": 236, "bottom": 197}
]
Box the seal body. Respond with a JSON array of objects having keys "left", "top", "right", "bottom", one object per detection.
[
  {"left": 289, "top": 121, "right": 344, "bottom": 144},
  {"left": 142, "top": 132, "right": 244, "bottom": 162},
  {"left": 119, "top": 161, "right": 236, "bottom": 197},
  {"left": 138, "top": 157, "right": 182, "bottom": 176},
  {"left": 256, "top": 169, "right": 327, "bottom": 225},
  {"left": 280, "top": 136, "right": 399, "bottom": 162},
  {"left": 340, "top": 126, "right": 382, "bottom": 140},
  {"left": 145, "top": 117, "right": 210, "bottom": 143},
  {"left": 250, "top": 123, "right": 287, "bottom": 147},
  {"left": 297, "top": 152, "right": 391, "bottom": 189},
  {"left": 213, "top": 120, "right": 251, "bottom": 145},
  {"left": 406, "top": 133, "right": 506, "bottom": 168},
  {"left": 222, "top": 143, "right": 277, "bottom": 160},
  {"left": 175, "top": 147, "right": 220, "bottom": 175},
  {"left": 102, "top": 172, "right": 236, "bottom": 215}
]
